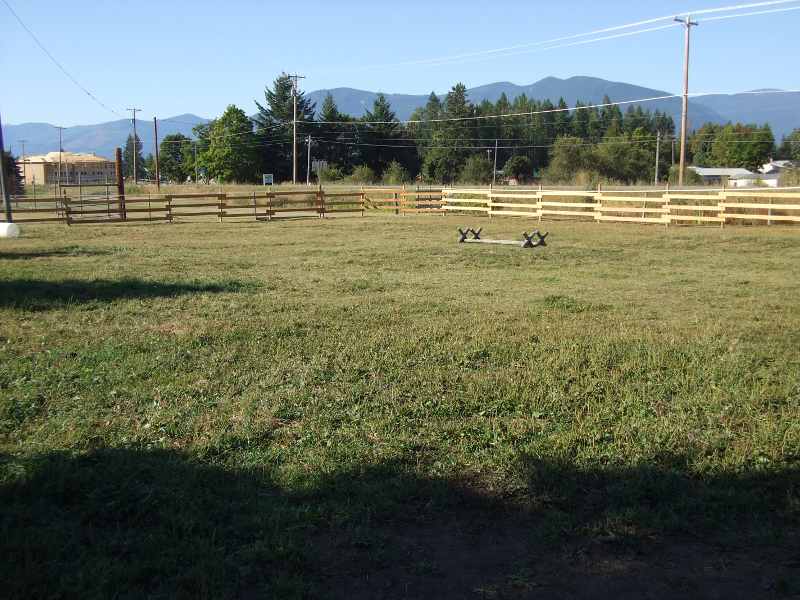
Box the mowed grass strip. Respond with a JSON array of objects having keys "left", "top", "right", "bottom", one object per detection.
[{"left": 1, "top": 217, "right": 799, "bottom": 599}]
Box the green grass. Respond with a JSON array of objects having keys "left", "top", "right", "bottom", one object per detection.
[{"left": 1, "top": 216, "right": 799, "bottom": 599}]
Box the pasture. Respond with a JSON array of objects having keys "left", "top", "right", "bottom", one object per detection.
[{"left": 1, "top": 216, "right": 799, "bottom": 599}]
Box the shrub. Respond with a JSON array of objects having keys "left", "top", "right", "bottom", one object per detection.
[
  {"left": 347, "top": 165, "right": 378, "bottom": 184},
  {"left": 317, "top": 164, "right": 344, "bottom": 182},
  {"left": 459, "top": 156, "right": 493, "bottom": 185},
  {"left": 503, "top": 155, "right": 533, "bottom": 182},
  {"left": 382, "top": 160, "right": 411, "bottom": 185}
]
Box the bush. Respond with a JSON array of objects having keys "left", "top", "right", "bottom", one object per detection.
[
  {"left": 347, "top": 165, "right": 378, "bottom": 184},
  {"left": 317, "top": 164, "right": 344, "bottom": 182},
  {"left": 459, "top": 156, "right": 493, "bottom": 185},
  {"left": 382, "top": 160, "right": 411, "bottom": 185},
  {"left": 779, "top": 168, "right": 800, "bottom": 187},
  {"left": 503, "top": 155, "right": 532, "bottom": 182}
]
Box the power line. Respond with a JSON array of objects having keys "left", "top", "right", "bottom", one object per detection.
[
  {"left": 312, "top": 0, "right": 800, "bottom": 72},
  {"left": 1, "top": 0, "right": 123, "bottom": 118}
]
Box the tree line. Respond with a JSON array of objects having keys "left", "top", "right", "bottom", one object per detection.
[{"left": 124, "top": 74, "right": 798, "bottom": 185}]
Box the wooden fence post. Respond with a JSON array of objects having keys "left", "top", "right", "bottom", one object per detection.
[
  {"left": 318, "top": 184, "right": 325, "bottom": 219},
  {"left": 360, "top": 185, "right": 365, "bottom": 217},
  {"left": 488, "top": 183, "right": 493, "bottom": 219}
]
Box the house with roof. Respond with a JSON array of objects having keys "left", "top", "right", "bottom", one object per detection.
[
  {"left": 728, "top": 172, "right": 781, "bottom": 188},
  {"left": 688, "top": 167, "right": 753, "bottom": 185}
]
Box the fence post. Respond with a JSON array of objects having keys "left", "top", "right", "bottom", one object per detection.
[
  {"left": 664, "top": 182, "right": 670, "bottom": 228},
  {"left": 64, "top": 195, "right": 71, "bottom": 226},
  {"left": 488, "top": 183, "right": 493, "bottom": 219},
  {"left": 165, "top": 195, "right": 173, "bottom": 223},
  {"left": 251, "top": 191, "right": 257, "bottom": 221},
  {"left": 218, "top": 193, "right": 225, "bottom": 223},
  {"left": 267, "top": 192, "right": 272, "bottom": 222},
  {"left": 360, "top": 185, "right": 365, "bottom": 217},
  {"left": 318, "top": 184, "right": 325, "bottom": 219}
]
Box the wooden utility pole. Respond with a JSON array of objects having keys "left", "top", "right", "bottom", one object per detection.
[
  {"left": 492, "top": 139, "right": 498, "bottom": 187},
  {"left": 126, "top": 108, "right": 141, "bottom": 183},
  {"left": 0, "top": 112, "right": 13, "bottom": 223},
  {"left": 306, "top": 135, "right": 312, "bottom": 185},
  {"left": 115, "top": 147, "right": 126, "bottom": 220},
  {"left": 654, "top": 130, "right": 661, "bottom": 186},
  {"left": 675, "top": 16, "right": 697, "bottom": 186},
  {"left": 55, "top": 125, "right": 64, "bottom": 193},
  {"left": 288, "top": 74, "right": 305, "bottom": 185},
  {"left": 153, "top": 117, "right": 161, "bottom": 191}
]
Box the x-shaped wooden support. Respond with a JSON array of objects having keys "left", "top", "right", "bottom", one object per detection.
[{"left": 522, "top": 231, "right": 548, "bottom": 248}]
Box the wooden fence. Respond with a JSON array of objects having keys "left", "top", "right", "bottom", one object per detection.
[
  {"left": 441, "top": 187, "right": 800, "bottom": 226},
  {"left": 4, "top": 186, "right": 800, "bottom": 227}
]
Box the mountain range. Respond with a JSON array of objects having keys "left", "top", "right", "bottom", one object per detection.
[{"left": 4, "top": 76, "right": 798, "bottom": 159}]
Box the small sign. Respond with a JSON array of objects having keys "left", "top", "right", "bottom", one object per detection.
[{"left": 262, "top": 174, "right": 274, "bottom": 186}]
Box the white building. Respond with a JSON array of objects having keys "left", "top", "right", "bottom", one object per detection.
[
  {"left": 688, "top": 167, "right": 753, "bottom": 185},
  {"left": 728, "top": 173, "right": 781, "bottom": 188}
]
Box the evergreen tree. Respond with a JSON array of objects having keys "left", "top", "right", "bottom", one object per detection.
[
  {"left": 122, "top": 134, "right": 145, "bottom": 180},
  {"left": 253, "top": 73, "right": 316, "bottom": 182},
  {"left": 2, "top": 151, "right": 23, "bottom": 196},
  {"left": 159, "top": 133, "right": 193, "bottom": 183},
  {"left": 777, "top": 129, "right": 800, "bottom": 161}
]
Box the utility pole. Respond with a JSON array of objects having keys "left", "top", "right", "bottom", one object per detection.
[
  {"left": 492, "top": 139, "right": 499, "bottom": 187},
  {"left": 126, "top": 108, "right": 141, "bottom": 183},
  {"left": 55, "top": 126, "right": 64, "bottom": 192},
  {"left": 0, "top": 112, "right": 13, "bottom": 223},
  {"left": 675, "top": 16, "right": 697, "bottom": 186},
  {"left": 306, "top": 135, "right": 312, "bottom": 186},
  {"left": 654, "top": 130, "right": 661, "bottom": 186},
  {"left": 153, "top": 117, "right": 161, "bottom": 191},
  {"left": 288, "top": 74, "right": 305, "bottom": 185}
]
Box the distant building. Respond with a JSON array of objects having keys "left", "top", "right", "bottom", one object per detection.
[
  {"left": 688, "top": 167, "right": 753, "bottom": 185},
  {"left": 20, "top": 152, "right": 116, "bottom": 186},
  {"left": 759, "top": 160, "right": 797, "bottom": 175},
  {"left": 728, "top": 173, "right": 780, "bottom": 188}
]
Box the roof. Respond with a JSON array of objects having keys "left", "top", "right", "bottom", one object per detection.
[
  {"left": 689, "top": 167, "right": 753, "bottom": 177},
  {"left": 730, "top": 172, "right": 780, "bottom": 180},
  {"left": 22, "top": 152, "right": 112, "bottom": 164}
]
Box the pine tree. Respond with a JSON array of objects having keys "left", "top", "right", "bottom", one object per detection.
[
  {"left": 122, "top": 134, "right": 145, "bottom": 180},
  {"left": 253, "top": 73, "right": 316, "bottom": 182}
]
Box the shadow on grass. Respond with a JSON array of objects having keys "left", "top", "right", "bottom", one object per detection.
[
  {"left": 0, "top": 278, "right": 256, "bottom": 310},
  {"left": 0, "top": 247, "right": 113, "bottom": 260},
  {"left": 1, "top": 448, "right": 798, "bottom": 599}
]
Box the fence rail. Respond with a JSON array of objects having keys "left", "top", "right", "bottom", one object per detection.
[{"left": 4, "top": 185, "right": 800, "bottom": 227}]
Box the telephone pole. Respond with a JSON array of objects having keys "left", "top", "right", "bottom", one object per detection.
[
  {"left": 0, "top": 112, "right": 13, "bottom": 223},
  {"left": 675, "top": 16, "right": 697, "bottom": 186},
  {"left": 55, "top": 126, "right": 65, "bottom": 191},
  {"left": 126, "top": 108, "right": 141, "bottom": 183},
  {"left": 153, "top": 117, "right": 161, "bottom": 191},
  {"left": 654, "top": 131, "right": 661, "bottom": 186},
  {"left": 492, "top": 139, "right": 499, "bottom": 187},
  {"left": 288, "top": 74, "right": 305, "bottom": 184},
  {"left": 306, "top": 135, "right": 312, "bottom": 185}
]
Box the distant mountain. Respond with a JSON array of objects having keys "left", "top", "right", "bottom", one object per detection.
[
  {"left": 306, "top": 76, "right": 728, "bottom": 133},
  {"left": 3, "top": 77, "right": 797, "bottom": 157},
  {"left": 690, "top": 91, "right": 800, "bottom": 139},
  {"left": 3, "top": 114, "right": 208, "bottom": 160}
]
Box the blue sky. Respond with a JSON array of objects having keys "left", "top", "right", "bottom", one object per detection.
[{"left": 2, "top": 0, "right": 798, "bottom": 126}]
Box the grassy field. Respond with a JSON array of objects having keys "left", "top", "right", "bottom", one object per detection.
[{"left": 1, "top": 215, "right": 799, "bottom": 599}]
